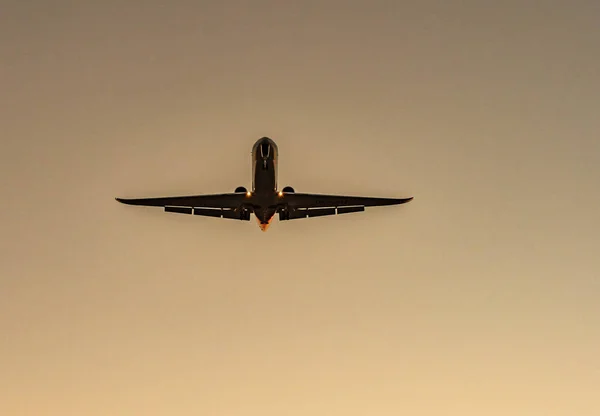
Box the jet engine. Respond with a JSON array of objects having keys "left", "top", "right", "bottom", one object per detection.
[
  {"left": 282, "top": 186, "right": 295, "bottom": 193},
  {"left": 235, "top": 186, "right": 248, "bottom": 193}
]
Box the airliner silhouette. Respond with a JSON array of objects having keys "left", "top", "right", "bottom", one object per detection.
[{"left": 116, "top": 137, "right": 413, "bottom": 231}]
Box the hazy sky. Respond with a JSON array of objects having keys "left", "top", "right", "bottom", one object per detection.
[{"left": 2, "top": 1, "right": 599, "bottom": 415}]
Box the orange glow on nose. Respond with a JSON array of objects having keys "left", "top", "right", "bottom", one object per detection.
[{"left": 256, "top": 216, "right": 273, "bottom": 232}]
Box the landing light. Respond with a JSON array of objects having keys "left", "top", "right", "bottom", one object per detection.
[
  {"left": 246, "top": 191, "right": 251, "bottom": 197},
  {"left": 278, "top": 191, "right": 283, "bottom": 197}
]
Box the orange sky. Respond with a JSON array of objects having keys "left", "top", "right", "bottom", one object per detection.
[{"left": 1, "top": 1, "right": 599, "bottom": 415}]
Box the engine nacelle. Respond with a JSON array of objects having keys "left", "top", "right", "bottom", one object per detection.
[
  {"left": 282, "top": 186, "right": 295, "bottom": 193},
  {"left": 235, "top": 186, "right": 248, "bottom": 193}
]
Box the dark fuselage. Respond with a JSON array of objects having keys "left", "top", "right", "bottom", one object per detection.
[{"left": 250, "top": 137, "right": 280, "bottom": 230}]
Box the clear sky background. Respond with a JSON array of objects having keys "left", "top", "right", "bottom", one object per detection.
[{"left": 1, "top": 1, "right": 599, "bottom": 415}]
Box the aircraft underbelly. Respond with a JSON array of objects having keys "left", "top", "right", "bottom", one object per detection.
[{"left": 253, "top": 160, "right": 277, "bottom": 192}]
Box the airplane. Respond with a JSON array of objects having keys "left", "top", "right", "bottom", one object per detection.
[{"left": 115, "top": 137, "right": 413, "bottom": 231}]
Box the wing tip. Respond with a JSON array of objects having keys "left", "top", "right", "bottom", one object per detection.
[{"left": 395, "top": 196, "right": 413, "bottom": 204}]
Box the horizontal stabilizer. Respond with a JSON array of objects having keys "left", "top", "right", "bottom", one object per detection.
[
  {"left": 165, "top": 206, "right": 193, "bottom": 214},
  {"left": 337, "top": 206, "right": 365, "bottom": 214},
  {"left": 162, "top": 206, "right": 249, "bottom": 220},
  {"left": 308, "top": 207, "right": 336, "bottom": 217},
  {"left": 282, "top": 206, "right": 367, "bottom": 220},
  {"left": 193, "top": 208, "right": 224, "bottom": 218}
]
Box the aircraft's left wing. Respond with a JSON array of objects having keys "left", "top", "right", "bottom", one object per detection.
[
  {"left": 279, "top": 192, "right": 413, "bottom": 220},
  {"left": 284, "top": 193, "right": 413, "bottom": 208},
  {"left": 115, "top": 193, "right": 251, "bottom": 220}
]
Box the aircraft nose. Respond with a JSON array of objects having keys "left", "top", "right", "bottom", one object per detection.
[{"left": 256, "top": 216, "right": 272, "bottom": 232}]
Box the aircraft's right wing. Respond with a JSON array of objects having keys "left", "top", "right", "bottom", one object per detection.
[
  {"left": 279, "top": 192, "right": 413, "bottom": 220},
  {"left": 115, "top": 192, "right": 252, "bottom": 220}
]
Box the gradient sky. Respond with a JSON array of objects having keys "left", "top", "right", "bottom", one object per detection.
[{"left": 2, "top": 1, "right": 599, "bottom": 415}]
